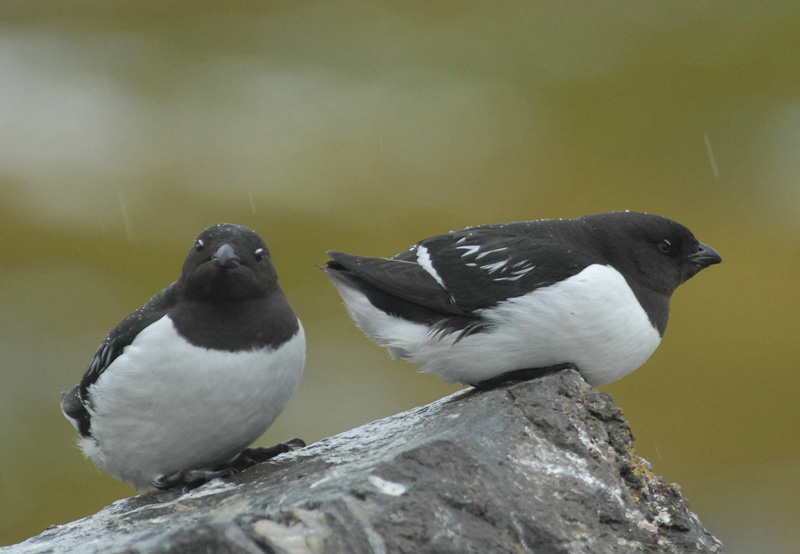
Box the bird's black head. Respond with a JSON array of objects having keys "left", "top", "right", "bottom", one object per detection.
[
  {"left": 580, "top": 212, "right": 722, "bottom": 297},
  {"left": 178, "top": 223, "right": 280, "bottom": 303}
]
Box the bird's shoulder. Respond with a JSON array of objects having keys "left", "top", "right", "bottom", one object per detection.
[
  {"left": 400, "top": 223, "right": 598, "bottom": 309},
  {"left": 79, "top": 282, "right": 178, "bottom": 397}
]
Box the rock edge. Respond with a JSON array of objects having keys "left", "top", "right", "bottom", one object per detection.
[{"left": 4, "top": 370, "right": 724, "bottom": 554}]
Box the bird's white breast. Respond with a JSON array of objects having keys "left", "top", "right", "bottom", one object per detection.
[
  {"left": 333, "top": 264, "right": 661, "bottom": 387},
  {"left": 82, "top": 315, "right": 305, "bottom": 489}
]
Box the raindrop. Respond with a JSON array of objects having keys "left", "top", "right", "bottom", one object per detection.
[{"left": 703, "top": 135, "right": 720, "bottom": 178}]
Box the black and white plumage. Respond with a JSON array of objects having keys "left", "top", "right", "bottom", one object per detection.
[
  {"left": 323, "top": 212, "right": 721, "bottom": 387},
  {"left": 61, "top": 223, "right": 305, "bottom": 490}
]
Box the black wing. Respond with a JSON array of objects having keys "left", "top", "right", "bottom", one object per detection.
[
  {"left": 62, "top": 283, "right": 178, "bottom": 437},
  {"left": 409, "top": 225, "right": 596, "bottom": 310},
  {"left": 80, "top": 283, "right": 178, "bottom": 394},
  {"left": 326, "top": 251, "right": 463, "bottom": 315},
  {"left": 331, "top": 222, "right": 597, "bottom": 314}
]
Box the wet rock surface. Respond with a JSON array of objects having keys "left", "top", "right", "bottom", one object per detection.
[{"left": 4, "top": 370, "right": 724, "bottom": 554}]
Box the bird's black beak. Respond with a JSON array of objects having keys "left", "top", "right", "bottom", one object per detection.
[
  {"left": 212, "top": 243, "right": 240, "bottom": 268},
  {"left": 689, "top": 242, "right": 722, "bottom": 268}
]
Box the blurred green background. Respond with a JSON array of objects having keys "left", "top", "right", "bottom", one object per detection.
[{"left": 1, "top": 2, "right": 798, "bottom": 551}]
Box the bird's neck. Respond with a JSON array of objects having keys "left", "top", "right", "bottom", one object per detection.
[
  {"left": 170, "top": 294, "right": 299, "bottom": 351},
  {"left": 623, "top": 280, "right": 671, "bottom": 337}
]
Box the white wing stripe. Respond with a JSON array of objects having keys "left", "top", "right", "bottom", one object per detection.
[
  {"left": 475, "top": 248, "right": 508, "bottom": 260},
  {"left": 456, "top": 245, "right": 481, "bottom": 257},
  {"left": 416, "top": 245, "right": 446, "bottom": 288},
  {"left": 481, "top": 260, "right": 508, "bottom": 273}
]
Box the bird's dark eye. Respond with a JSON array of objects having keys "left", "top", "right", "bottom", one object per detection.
[
  {"left": 254, "top": 248, "right": 265, "bottom": 261},
  {"left": 658, "top": 239, "right": 672, "bottom": 253},
  {"left": 195, "top": 239, "right": 204, "bottom": 252}
]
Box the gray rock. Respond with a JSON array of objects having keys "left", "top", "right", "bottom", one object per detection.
[{"left": 4, "top": 370, "right": 724, "bottom": 554}]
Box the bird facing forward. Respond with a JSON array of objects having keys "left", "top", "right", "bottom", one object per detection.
[
  {"left": 323, "top": 211, "right": 721, "bottom": 388},
  {"left": 62, "top": 223, "right": 305, "bottom": 490}
]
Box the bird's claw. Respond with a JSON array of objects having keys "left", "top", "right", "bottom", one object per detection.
[{"left": 150, "top": 438, "right": 306, "bottom": 490}]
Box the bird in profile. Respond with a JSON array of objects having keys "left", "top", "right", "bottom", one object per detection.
[
  {"left": 323, "top": 211, "right": 721, "bottom": 388},
  {"left": 62, "top": 223, "right": 306, "bottom": 490}
]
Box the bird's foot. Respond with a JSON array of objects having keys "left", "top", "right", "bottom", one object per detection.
[
  {"left": 150, "top": 438, "right": 306, "bottom": 491},
  {"left": 151, "top": 467, "right": 237, "bottom": 490},
  {"left": 471, "top": 363, "right": 579, "bottom": 390},
  {"left": 229, "top": 437, "right": 306, "bottom": 471}
]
